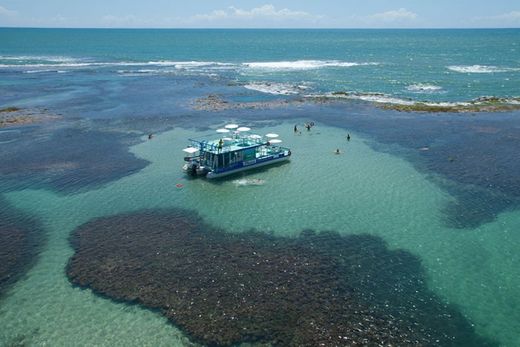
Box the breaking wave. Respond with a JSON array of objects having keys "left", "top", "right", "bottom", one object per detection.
[
  {"left": 406, "top": 84, "right": 443, "bottom": 93},
  {"left": 447, "top": 65, "right": 520, "bottom": 73},
  {"left": 242, "top": 60, "right": 379, "bottom": 71},
  {"left": 0, "top": 56, "right": 235, "bottom": 71},
  {"left": 244, "top": 82, "right": 311, "bottom": 95}
]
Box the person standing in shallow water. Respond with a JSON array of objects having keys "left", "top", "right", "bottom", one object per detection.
[
  {"left": 347, "top": 133, "right": 351, "bottom": 141},
  {"left": 294, "top": 125, "right": 298, "bottom": 133}
]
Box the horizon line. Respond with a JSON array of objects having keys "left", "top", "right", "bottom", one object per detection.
[{"left": 1, "top": 26, "right": 520, "bottom": 30}]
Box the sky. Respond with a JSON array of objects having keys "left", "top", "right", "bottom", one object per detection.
[{"left": 0, "top": 0, "right": 519, "bottom": 29}]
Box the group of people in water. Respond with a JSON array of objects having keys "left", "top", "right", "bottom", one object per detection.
[
  {"left": 294, "top": 122, "right": 351, "bottom": 155},
  {"left": 335, "top": 133, "right": 351, "bottom": 154},
  {"left": 293, "top": 122, "right": 315, "bottom": 133}
]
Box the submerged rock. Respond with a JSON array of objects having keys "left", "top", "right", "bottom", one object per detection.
[
  {"left": 0, "top": 198, "right": 43, "bottom": 297},
  {"left": 0, "top": 107, "right": 60, "bottom": 128},
  {"left": 0, "top": 127, "right": 149, "bottom": 193},
  {"left": 67, "top": 209, "right": 496, "bottom": 346}
]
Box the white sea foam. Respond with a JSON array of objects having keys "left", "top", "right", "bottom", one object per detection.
[
  {"left": 353, "top": 94, "right": 415, "bottom": 105},
  {"left": 232, "top": 178, "right": 266, "bottom": 186},
  {"left": 447, "top": 65, "right": 520, "bottom": 73},
  {"left": 117, "top": 69, "right": 179, "bottom": 77},
  {"left": 406, "top": 83, "right": 443, "bottom": 93},
  {"left": 148, "top": 61, "right": 231, "bottom": 68},
  {"left": 243, "top": 60, "right": 378, "bottom": 71},
  {"left": 0, "top": 57, "right": 379, "bottom": 73},
  {"left": 0, "top": 59, "right": 238, "bottom": 73},
  {"left": 0, "top": 55, "right": 81, "bottom": 63},
  {"left": 23, "top": 69, "right": 68, "bottom": 74},
  {"left": 243, "top": 82, "right": 310, "bottom": 95}
]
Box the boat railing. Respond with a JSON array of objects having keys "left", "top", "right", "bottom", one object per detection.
[{"left": 188, "top": 137, "right": 266, "bottom": 154}]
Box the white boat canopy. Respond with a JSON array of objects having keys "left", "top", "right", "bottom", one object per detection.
[
  {"left": 237, "top": 126, "right": 251, "bottom": 132},
  {"left": 182, "top": 147, "right": 199, "bottom": 154},
  {"left": 216, "top": 128, "right": 230, "bottom": 133},
  {"left": 225, "top": 124, "right": 239, "bottom": 129},
  {"left": 265, "top": 133, "right": 279, "bottom": 138},
  {"left": 269, "top": 139, "right": 282, "bottom": 144}
]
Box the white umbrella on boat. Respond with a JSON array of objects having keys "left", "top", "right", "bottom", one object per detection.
[
  {"left": 237, "top": 126, "right": 251, "bottom": 132},
  {"left": 222, "top": 137, "right": 233, "bottom": 141},
  {"left": 216, "top": 128, "right": 230, "bottom": 133},
  {"left": 182, "top": 147, "right": 199, "bottom": 154},
  {"left": 265, "top": 133, "right": 279, "bottom": 138},
  {"left": 225, "top": 124, "right": 239, "bottom": 129},
  {"left": 269, "top": 139, "right": 282, "bottom": 144},
  {"left": 249, "top": 134, "right": 262, "bottom": 139}
]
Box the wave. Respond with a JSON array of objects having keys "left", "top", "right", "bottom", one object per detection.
[
  {"left": 406, "top": 84, "right": 443, "bottom": 93},
  {"left": 243, "top": 60, "right": 378, "bottom": 71},
  {"left": 243, "top": 82, "right": 310, "bottom": 95},
  {"left": 150, "top": 61, "right": 235, "bottom": 69},
  {"left": 0, "top": 55, "right": 81, "bottom": 63},
  {"left": 23, "top": 69, "right": 69, "bottom": 74},
  {"left": 0, "top": 59, "right": 237, "bottom": 72},
  {"left": 0, "top": 56, "right": 379, "bottom": 74},
  {"left": 447, "top": 65, "right": 520, "bottom": 73}
]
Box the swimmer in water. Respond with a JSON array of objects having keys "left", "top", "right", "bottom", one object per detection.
[{"left": 335, "top": 148, "right": 341, "bottom": 154}]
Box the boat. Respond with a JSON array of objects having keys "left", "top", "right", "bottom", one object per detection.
[{"left": 182, "top": 124, "right": 291, "bottom": 179}]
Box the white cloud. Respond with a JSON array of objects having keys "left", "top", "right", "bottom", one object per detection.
[
  {"left": 0, "top": 5, "right": 17, "bottom": 17},
  {"left": 191, "top": 4, "right": 322, "bottom": 25},
  {"left": 367, "top": 8, "right": 417, "bottom": 23}
]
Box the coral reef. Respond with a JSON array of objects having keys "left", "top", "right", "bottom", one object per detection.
[{"left": 67, "top": 209, "right": 496, "bottom": 346}]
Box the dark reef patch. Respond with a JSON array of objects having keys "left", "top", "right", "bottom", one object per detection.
[
  {"left": 0, "top": 126, "right": 149, "bottom": 194},
  {"left": 0, "top": 197, "right": 44, "bottom": 297},
  {"left": 67, "top": 209, "right": 496, "bottom": 346}
]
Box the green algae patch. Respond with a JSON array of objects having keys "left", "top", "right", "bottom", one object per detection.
[
  {"left": 0, "top": 107, "right": 60, "bottom": 128},
  {"left": 380, "top": 102, "right": 520, "bottom": 113},
  {"left": 0, "top": 106, "right": 21, "bottom": 113}
]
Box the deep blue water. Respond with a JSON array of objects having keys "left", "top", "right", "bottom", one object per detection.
[{"left": 1, "top": 28, "right": 519, "bottom": 108}]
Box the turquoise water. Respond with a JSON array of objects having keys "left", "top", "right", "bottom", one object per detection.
[
  {"left": 1, "top": 124, "right": 519, "bottom": 345},
  {"left": 1, "top": 28, "right": 520, "bottom": 106},
  {"left": 1, "top": 28, "right": 520, "bottom": 346}
]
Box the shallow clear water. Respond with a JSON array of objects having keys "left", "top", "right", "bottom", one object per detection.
[{"left": 1, "top": 123, "right": 519, "bottom": 345}]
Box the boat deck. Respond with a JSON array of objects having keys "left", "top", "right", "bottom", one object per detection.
[{"left": 189, "top": 137, "right": 265, "bottom": 154}]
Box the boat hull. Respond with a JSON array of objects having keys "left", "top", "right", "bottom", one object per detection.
[{"left": 206, "top": 155, "right": 290, "bottom": 179}]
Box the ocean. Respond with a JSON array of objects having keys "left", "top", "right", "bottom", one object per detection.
[{"left": 1, "top": 28, "right": 520, "bottom": 346}]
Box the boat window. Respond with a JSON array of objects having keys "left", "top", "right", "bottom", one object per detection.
[
  {"left": 224, "top": 152, "right": 230, "bottom": 167},
  {"left": 244, "top": 148, "right": 255, "bottom": 161}
]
